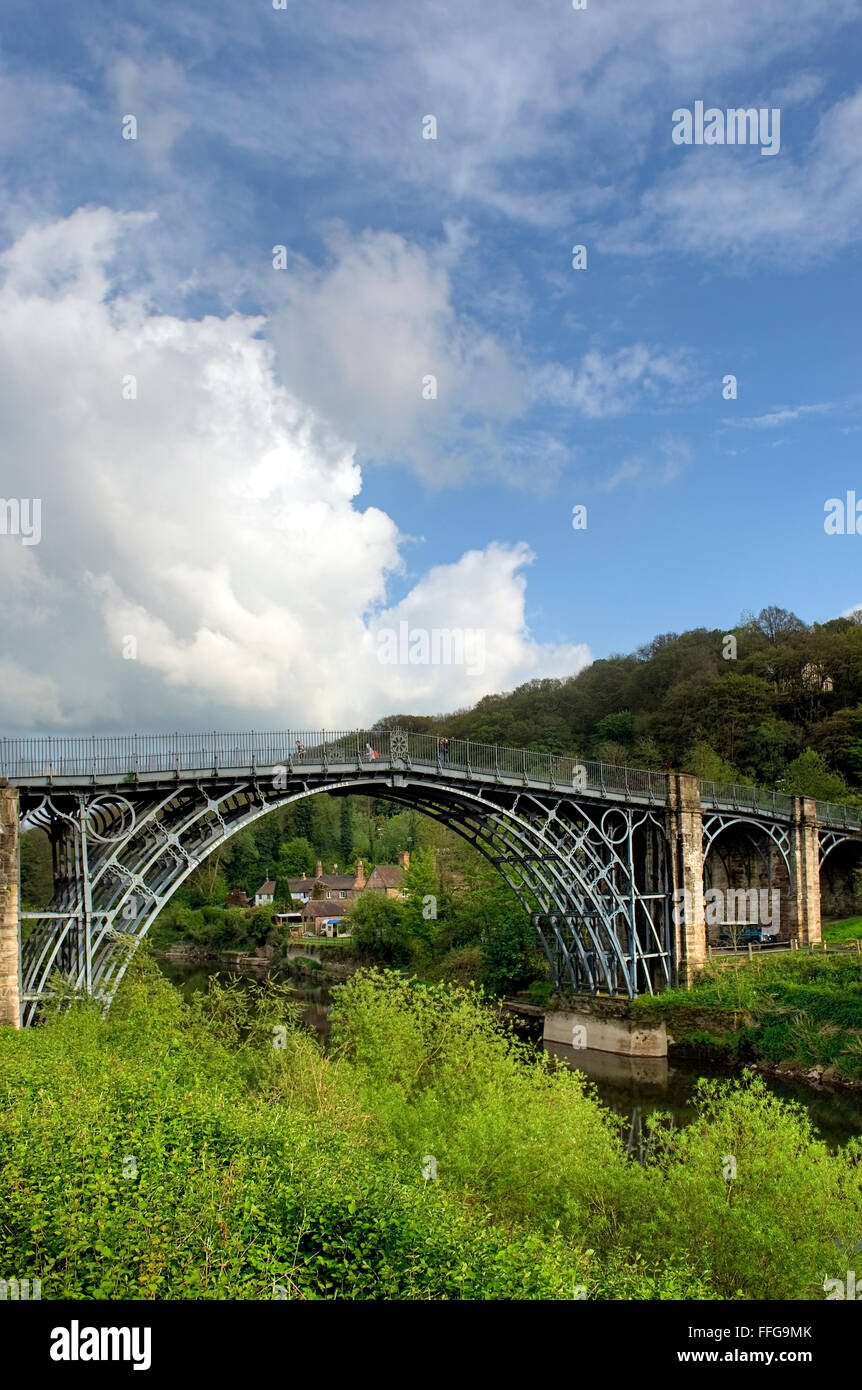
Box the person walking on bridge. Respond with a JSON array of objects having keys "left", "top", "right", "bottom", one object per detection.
[
  {"left": 438, "top": 736, "right": 449, "bottom": 765},
  {"left": 295, "top": 738, "right": 305, "bottom": 761}
]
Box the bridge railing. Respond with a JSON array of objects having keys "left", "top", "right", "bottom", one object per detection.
[
  {"left": 816, "top": 799, "right": 862, "bottom": 830},
  {"left": 398, "top": 731, "right": 667, "bottom": 798},
  {"left": 0, "top": 727, "right": 667, "bottom": 801},
  {"left": 2, "top": 731, "right": 859, "bottom": 826},
  {"left": 699, "top": 779, "right": 794, "bottom": 819}
]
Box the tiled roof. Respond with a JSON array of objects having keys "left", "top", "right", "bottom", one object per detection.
[
  {"left": 302, "top": 899, "right": 349, "bottom": 917},
  {"left": 288, "top": 874, "right": 355, "bottom": 891},
  {"left": 367, "top": 865, "right": 403, "bottom": 887},
  {"left": 255, "top": 879, "right": 276, "bottom": 895}
]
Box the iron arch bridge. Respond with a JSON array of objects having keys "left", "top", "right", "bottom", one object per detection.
[{"left": 2, "top": 728, "right": 861, "bottom": 1025}]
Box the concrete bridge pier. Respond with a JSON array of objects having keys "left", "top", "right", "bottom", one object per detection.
[
  {"left": 667, "top": 772, "right": 706, "bottom": 988},
  {"left": 788, "top": 795, "right": 822, "bottom": 947},
  {"left": 0, "top": 781, "right": 21, "bottom": 1028}
]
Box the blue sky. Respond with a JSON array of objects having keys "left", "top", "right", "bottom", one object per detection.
[{"left": 1, "top": 0, "right": 861, "bottom": 730}]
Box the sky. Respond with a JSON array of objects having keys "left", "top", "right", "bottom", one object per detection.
[{"left": 1, "top": 0, "right": 861, "bottom": 733}]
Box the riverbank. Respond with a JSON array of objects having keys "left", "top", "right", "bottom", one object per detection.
[
  {"left": 160, "top": 936, "right": 363, "bottom": 980},
  {"left": 628, "top": 944, "right": 862, "bottom": 1090}
]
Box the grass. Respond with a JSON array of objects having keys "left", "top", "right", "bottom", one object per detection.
[
  {"left": 635, "top": 949, "right": 862, "bottom": 1079},
  {"left": 824, "top": 916, "right": 862, "bottom": 944}
]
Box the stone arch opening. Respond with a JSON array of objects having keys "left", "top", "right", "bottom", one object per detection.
[{"left": 702, "top": 817, "right": 791, "bottom": 946}]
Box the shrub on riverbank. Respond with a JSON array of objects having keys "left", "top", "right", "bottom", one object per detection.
[
  {"left": 635, "top": 950, "right": 862, "bottom": 1079},
  {"left": 1, "top": 958, "right": 859, "bottom": 1300}
]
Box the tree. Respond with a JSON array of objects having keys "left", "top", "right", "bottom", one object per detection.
[
  {"left": 636, "top": 633, "right": 679, "bottom": 661},
  {"left": 477, "top": 879, "right": 541, "bottom": 995},
  {"left": 339, "top": 800, "right": 353, "bottom": 868},
  {"left": 224, "top": 830, "right": 260, "bottom": 894},
  {"left": 811, "top": 707, "right": 862, "bottom": 782},
  {"left": 752, "top": 606, "right": 806, "bottom": 645},
  {"left": 683, "top": 740, "right": 739, "bottom": 783},
  {"left": 274, "top": 837, "right": 316, "bottom": 878},
  {"left": 19, "top": 830, "right": 52, "bottom": 909},
  {"left": 348, "top": 893, "right": 413, "bottom": 966},
  {"left": 188, "top": 850, "right": 228, "bottom": 905},
  {"left": 781, "top": 749, "right": 852, "bottom": 802},
  {"left": 289, "top": 798, "right": 314, "bottom": 842},
  {"left": 594, "top": 710, "right": 636, "bottom": 746},
  {"left": 400, "top": 848, "right": 438, "bottom": 958},
  {"left": 631, "top": 735, "right": 664, "bottom": 770}
]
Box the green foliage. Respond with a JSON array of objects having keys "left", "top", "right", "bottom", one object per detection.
[
  {"left": 274, "top": 837, "right": 316, "bottom": 878},
  {"left": 338, "top": 800, "right": 353, "bottom": 868},
  {"left": 638, "top": 951, "right": 862, "bottom": 1080},
  {"left": 19, "top": 829, "right": 52, "bottom": 910},
  {"left": 782, "top": 748, "right": 852, "bottom": 802},
  {"left": 637, "top": 1075, "right": 862, "bottom": 1300},
  {"left": 347, "top": 892, "right": 413, "bottom": 966},
  {"left": 477, "top": 879, "right": 543, "bottom": 995},
  {"left": 2, "top": 961, "right": 859, "bottom": 1301}
]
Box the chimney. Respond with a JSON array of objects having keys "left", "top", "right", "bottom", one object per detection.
[
  {"left": 398, "top": 849, "right": 410, "bottom": 870},
  {"left": 354, "top": 859, "right": 365, "bottom": 889},
  {"left": 316, "top": 859, "right": 323, "bottom": 879}
]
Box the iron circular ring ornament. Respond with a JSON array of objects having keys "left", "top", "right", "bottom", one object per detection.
[
  {"left": 600, "top": 807, "right": 630, "bottom": 845},
  {"left": 83, "top": 794, "right": 137, "bottom": 843}
]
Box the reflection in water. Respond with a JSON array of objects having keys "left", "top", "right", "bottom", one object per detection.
[
  {"left": 156, "top": 960, "right": 862, "bottom": 1151},
  {"left": 157, "top": 959, "right": 333, "bottom": 1038},
  {"left": 546, "top": 1039, "right": 862, "bottom": 1152}
]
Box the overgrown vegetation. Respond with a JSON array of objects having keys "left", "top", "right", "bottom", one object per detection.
[
  {"left": 637, "top": 949, "right": 862, "bottom": 1080},
  {"left": 2, "top": 959, "right": 860, "bottom": 1300}
]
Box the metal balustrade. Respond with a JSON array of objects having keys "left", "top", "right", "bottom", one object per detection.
[
  {"left": 699, "top": 779, "right": 794, "bottom": 820},
  {"left": 0, "top": 728, "right": 859, "bottom": 827},
  {"left": 816, "top": 799, "right": 862, "bottom": 831}
]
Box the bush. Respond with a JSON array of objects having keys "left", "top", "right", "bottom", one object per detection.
[{"left": 2, "top": 957, "right": 859, "bottom": 1301}]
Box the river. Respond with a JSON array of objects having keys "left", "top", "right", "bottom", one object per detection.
[{"left": 157, "top": 958, "right": 862, "bottom": 1152}]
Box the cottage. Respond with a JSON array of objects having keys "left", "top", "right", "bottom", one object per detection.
[
  {"left": 300, "top": 898, "right": 351, "bottom": 938},
  {"left": 364, "top": 850, "right": 409, "bottom": 899},
  {"left": 288, "top": 859, "right": 366, "bottom": 903},
  {"left": 253, "top": 878, "right": 276, "bottom": 907}
]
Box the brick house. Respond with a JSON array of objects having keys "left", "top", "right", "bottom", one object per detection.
[
  {"left": 301, "top": 898, "right": 351, "bottom": 938},
  {"left": 364, "top": 850, "right": 409, "bottom": 899}
]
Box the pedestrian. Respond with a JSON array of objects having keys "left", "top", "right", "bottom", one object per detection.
[
  {"left": 365, "top": 742, "right": 375, "bottom": 760},
  {"left": 295, "top": 738, "right": 304, "bottom": 760},
  {"left": 439, "top": 736, "right": 449, "bottom": 765}
]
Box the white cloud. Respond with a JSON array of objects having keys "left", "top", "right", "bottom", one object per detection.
[
  {"left": 267, "top": 225, "right": 526, "bottom": 484},
  {"left": 0, "top": 208, "right": 588, "bottom": 731},
  {"left": 534, "top": 345, "right": 693, "bottom": 418},
  {"left": 611, "top": 86, "right": 862, "bottom": 264}
]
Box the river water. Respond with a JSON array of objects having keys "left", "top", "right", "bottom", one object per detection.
[{"left": 157, "top": 958, "right": 862, "bottom": 1152}]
